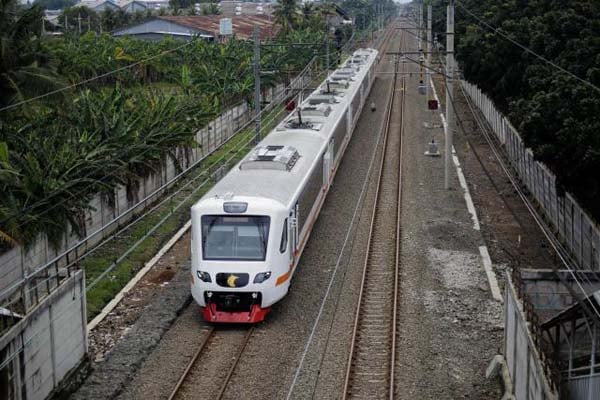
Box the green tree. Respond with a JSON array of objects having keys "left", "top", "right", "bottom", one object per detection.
[
  {"left": 273, "top": 0, "right": 300, "bottom": 35},
  {"left": 0, "top": 0, "right": 64, "bottom": 108},
  {"left": 430, "top": 0, "right": 600, "bottom": 219}
]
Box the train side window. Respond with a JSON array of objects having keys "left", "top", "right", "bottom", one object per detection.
[{"left": 280, "top": 218, "right": 288, "bottom": 253}]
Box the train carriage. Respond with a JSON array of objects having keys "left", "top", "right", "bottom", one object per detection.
[{"left": 191, "top": 48, "right": 378, "bottom": 323}]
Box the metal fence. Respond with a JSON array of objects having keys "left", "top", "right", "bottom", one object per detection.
[
  {"left": 506, "top": 273, "right": 558, "bottom": 399},
  {"left": 460, "top": 80, "right": 600, "bottom": 273}
]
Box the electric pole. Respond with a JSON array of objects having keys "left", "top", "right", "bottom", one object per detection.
[
  {"left": 78, "top": 13, "right": 82, "bottom": 34},
  {"left": 253, "top": 26, "right": 261, "bottom": 145},
  {"left": 419, "top": 1, "right": 423, "bottom": 50},
  {"left": 325, "top": 13, "right": 330, "bottom": 72},
  {"left": 426, "top": 4, "right": 432, "bottom": 100},
  {"left": 445, "top": 0, "right": 455, "bottom": 189}
]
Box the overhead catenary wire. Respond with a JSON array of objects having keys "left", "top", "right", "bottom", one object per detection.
[{"left": 455, "top": 0, "right": 600, "bottom": 94}]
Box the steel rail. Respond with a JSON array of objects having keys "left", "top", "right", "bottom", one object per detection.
[
  {"left": 389, "top": 57, "right": 406, "bottom": 400},
  {"left": 166, "top": 327, "right": 254, "bottom": 400},
  {"left": 214, "top": 327, "right": 255, "bottom": 400},
  {"left": 341, "top": 25, "right": 405, "bottom": 400},
  {"left": 167, "top": 327, "right": 215, "bottom": 400}
]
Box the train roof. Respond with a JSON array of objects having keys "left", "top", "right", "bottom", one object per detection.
[{"left": 196, "top": 48, "right": 378, "bottom": 210}]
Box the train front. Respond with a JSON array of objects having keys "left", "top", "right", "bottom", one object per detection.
[{"left": 191, "top": 195, "right": 290, "bottom": 323}]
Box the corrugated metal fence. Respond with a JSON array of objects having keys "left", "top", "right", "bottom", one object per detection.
[
  {"left": 506, "top": 275, "right": 558, "bottom": 399},
  {"left": 460, "top": 81, "right": 600, "bottom": 272},
  {"left": 567, "top": 373, "right": 600, "bottom": 399}
]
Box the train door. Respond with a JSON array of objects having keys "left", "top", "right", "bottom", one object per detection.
[
  {"left": 290, "top": 203, "right": 299, "bottom": 260},
  {"left": 346, "top": 109, "right": 352, "bottom": 136},
  {"left": 323, "top": 140, "right": 333, "bottom": 186}
]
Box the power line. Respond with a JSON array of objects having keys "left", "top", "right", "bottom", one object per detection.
[{"left": 456, "top": 1, "right": 600, "bottom": 94}]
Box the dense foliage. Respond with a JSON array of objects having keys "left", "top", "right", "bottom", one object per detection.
[
  {"left": 430, "top": 0, "right": 600, "bottom": 220},
  {"left": 0, "top": 0, "right": 344, "bottom": 249}
]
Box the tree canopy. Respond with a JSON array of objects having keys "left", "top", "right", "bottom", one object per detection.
[
  {"left": 0, "top": 0, "right": 366, "bottom": 249},
  {"left": 431, "top": 0, "right": 600, "bottom": 220}
]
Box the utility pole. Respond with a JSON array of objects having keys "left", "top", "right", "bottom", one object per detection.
[
  {"left": 78, "top": 13, "right": 82, "bottom": 34},
  {"left": 253, "top": 26, "right": 261, "bottom": 144},
  {"left": 88, "top": 15, "right": 91, "bottom": 32},
  {"left": 325, "top": 13, "right": 330, "bottom": 72},
  {"left": 419, "top": 1, "right": 423, "bottom": 50},
  {"left": 445, "top": 0, "right": 454, "bottom": 189},
  {"left": 426, "top": 4, "right": 432, "bottom": 100},
  {"left": 42, "top": 15, "right": 45, "bottom": 35}
]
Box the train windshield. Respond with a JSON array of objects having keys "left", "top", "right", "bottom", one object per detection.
[{"left": 201, "top": 215, "right": 270, "bottom": 261}]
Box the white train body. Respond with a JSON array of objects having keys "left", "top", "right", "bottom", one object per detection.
[{"left": 191, "top": 48, "right": 378, "bottom": 323}]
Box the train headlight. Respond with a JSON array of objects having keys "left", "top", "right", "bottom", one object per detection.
[
  {"left": 197, "top": 271, "right": 211, "bottom": 283},
  {"left": 253, "top": 271, "right": 271, "bottom": 283}
]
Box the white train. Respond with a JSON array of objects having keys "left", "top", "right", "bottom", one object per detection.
[{"left": 191, "top": 48, "right": 378, "bottom": 323}]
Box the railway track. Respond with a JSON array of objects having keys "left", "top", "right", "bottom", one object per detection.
[
  {"left": 342, "top": 28, "right": 406, "bottom": 400},
  {"left": 167, "top": 327, "right": 254, "bottom": 400}
]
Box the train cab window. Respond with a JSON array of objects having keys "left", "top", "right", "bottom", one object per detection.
[
  {"left": 279, "top": 218, "right": 288, "bottom": 253},
  {"left": 201, "top": 215, "right": 270, "bottom": 261}
]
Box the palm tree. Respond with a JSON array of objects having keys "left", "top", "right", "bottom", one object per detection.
[
  {"left": 0, "top": 0, "right": 64, "bottom": 108},
  {"left": 273, "top": 0, "right": 300, "bottom": 35}
]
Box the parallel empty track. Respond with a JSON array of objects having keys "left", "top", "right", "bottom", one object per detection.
[{"left": 342, "top": 31, "right": 406, "bottom": 400}]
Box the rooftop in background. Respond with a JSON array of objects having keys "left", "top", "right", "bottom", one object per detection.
[{"left": 113, "top": 15, "right": 278, "bottom": 41}]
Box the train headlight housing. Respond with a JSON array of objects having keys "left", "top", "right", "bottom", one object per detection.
[
  {"left": 197, "top": 271, "right": 211, "bottom": 283},
  {"left": 253, "top": 271, "right": 271, "bottom": 283}
]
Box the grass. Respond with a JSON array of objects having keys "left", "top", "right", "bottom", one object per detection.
[{"left": 83, "top": 104, "right": 286, "bottom": 320}]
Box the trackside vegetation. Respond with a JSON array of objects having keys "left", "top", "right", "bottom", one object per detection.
[
  {"left": 430, "top": 0, "right": 600, "bottom": 220},
  {"left": 0, "top": 0, "right": 337, "bottom": 249}
]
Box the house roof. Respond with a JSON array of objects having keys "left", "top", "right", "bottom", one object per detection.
[
  {"left": 157, "top": 15, "right": 277, "bottom": 40},
  {"left": 76, "top": 0, "right": 120, "bottom": 9},
  {"left": 541, "top": 289, "right": 600, "bottom": 329},
  {"left": 121, "top": 0, "right": 148, "bottom": 8}
]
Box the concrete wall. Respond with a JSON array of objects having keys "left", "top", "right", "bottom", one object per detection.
[
  {"left": 505, "top": 277, "right": 558, "bottom": 400},
  {"left": 0, "top": 271, "right": 86, "bottom": 400},
  {"left": 461, "top": 81, "right": 600, "bottom": 273}
]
